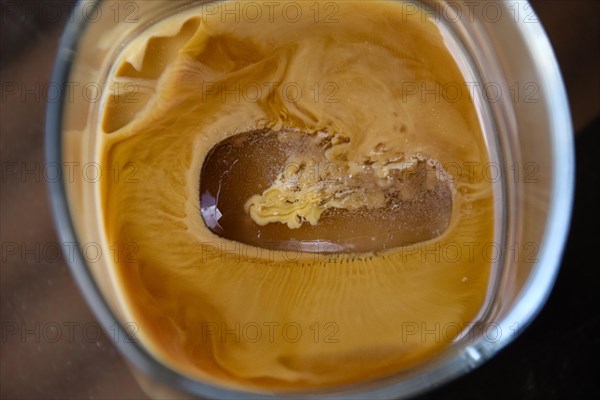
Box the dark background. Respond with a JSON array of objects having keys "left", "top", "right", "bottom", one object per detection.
[{"left": 1, "top": 1, "right": 599, "bottom": 398}]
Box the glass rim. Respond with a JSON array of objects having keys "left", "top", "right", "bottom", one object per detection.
[{"left": 45, "top": 1, "right": 575, "bottom": 398}]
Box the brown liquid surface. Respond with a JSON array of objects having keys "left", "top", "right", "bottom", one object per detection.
[
  {"left": 98, "top": 0, "right": 495, "bottom": 392},
  {"left": 201, "top": 128, "right": 453, "bottom": 253}
]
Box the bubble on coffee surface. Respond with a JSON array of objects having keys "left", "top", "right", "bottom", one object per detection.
[{"left": 200, "top": 128, "right": 453, "bottom": 253}]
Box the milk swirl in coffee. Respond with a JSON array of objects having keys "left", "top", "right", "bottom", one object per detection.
[{"left": 99, "top": 0, "right": 494, "bottom": 391}]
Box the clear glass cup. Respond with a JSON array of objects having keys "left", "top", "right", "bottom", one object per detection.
[{"left": 46, "top": 1, "right": 574, "bottom": 398}]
